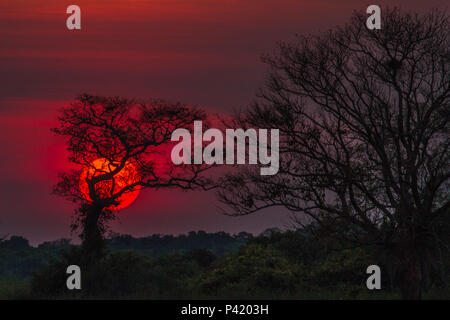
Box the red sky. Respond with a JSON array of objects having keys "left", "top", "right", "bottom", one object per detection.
[{"left": 0, "top": 0, "right": 446, "bottom": 244}]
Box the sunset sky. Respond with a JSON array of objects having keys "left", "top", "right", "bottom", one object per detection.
[{"left": 0, "top": 0, "right": 445, "bottom": 244}]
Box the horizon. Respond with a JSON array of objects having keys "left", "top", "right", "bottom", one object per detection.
[{"left": 3, "top": 227, "right": 278, "bottom": 247}]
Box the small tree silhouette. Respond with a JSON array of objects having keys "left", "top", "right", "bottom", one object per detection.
[
  {"left": 53, "top": 94, "right": 213, "bottom": 264},
  {"left": 218, "top": 8, "right": 450, "bottom": 299}
]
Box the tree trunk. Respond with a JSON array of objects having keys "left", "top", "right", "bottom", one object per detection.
[
  {"left": 399, "top": 249, "right": 423, "bottom": 300},
  {"left": 80, "top": 205, "right": 106, "bottom": 265}
]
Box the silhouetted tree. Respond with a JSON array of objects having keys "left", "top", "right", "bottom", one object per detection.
[
  {"left": 0, "top": 236, "right": 30, "bottom": 249},
  {"left": 218, "top": 8, "right": 449, "bottom": 299},
  {"left": 53, "top": 94, "right": 214, "bottom": 264}
]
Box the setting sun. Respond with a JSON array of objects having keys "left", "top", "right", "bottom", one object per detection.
[{"left": 79, "top": 158, "right": 141, "bottom": 210}]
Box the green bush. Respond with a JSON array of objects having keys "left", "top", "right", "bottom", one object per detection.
[
  {"left": 195, "top": 244, "right": 301, "bottom": 298},
  {"left": 30, "top": 247, "right": 84, "bottom": 299},
  {"left": 0, "top": 278, "right": 30, "bottom": 299},
  {"left": 308, "top": 248, "right": 373, "bottom": 287}
]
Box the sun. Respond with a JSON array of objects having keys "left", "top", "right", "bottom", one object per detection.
[{"left": 79, "top": 158, "right": 141, "bottom": 211}]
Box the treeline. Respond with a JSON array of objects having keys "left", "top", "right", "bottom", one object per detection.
[
  {"left": 107, "top": 230, "right": 251, "bottom": 256},
  {"left": 0, "top": 231, "right": 250, "bottom": 280}
]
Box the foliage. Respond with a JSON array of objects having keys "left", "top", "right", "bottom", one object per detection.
[
  {"left": 195, "top": 244, "right": 299, "bottom": 298},
  {"left": 0, "top": 231, "right": 245, "bottom": 281},
  {"left": 2, "top": 229, "right": 450, "bottom": 299}
]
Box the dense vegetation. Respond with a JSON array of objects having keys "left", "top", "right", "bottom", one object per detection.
[
  {"left": 0, "top": 231, "right": 246, "bottom": 280},
  {"left": 1, "top": 228, "right": 450, "bottom": 299}
]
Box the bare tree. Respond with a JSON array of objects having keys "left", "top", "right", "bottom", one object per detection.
[
  {"left": 53, "top": 94, "right": 213, "bottom": 263},
  {"left": 218, "top": 8, "right": 450, "bottom": 299}
]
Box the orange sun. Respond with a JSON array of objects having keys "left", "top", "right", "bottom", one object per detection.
[{"left": 79, "top": 158, "right": 141, "bottom": 211}]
